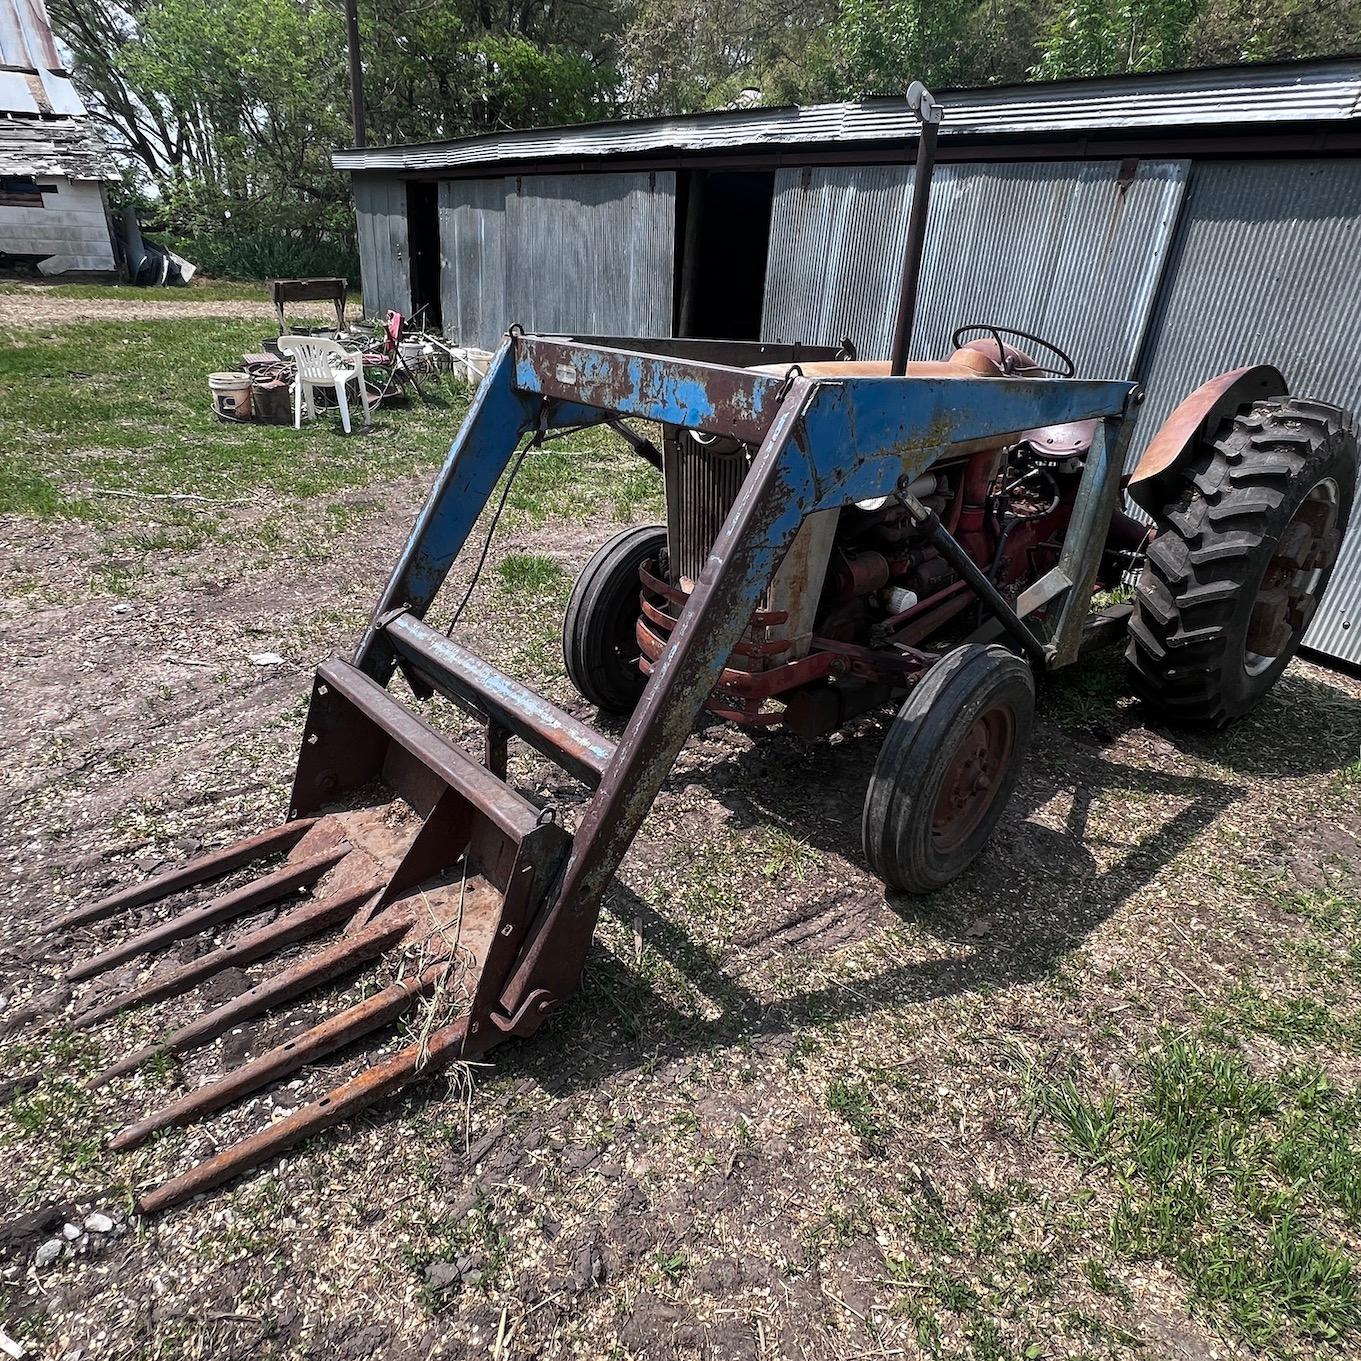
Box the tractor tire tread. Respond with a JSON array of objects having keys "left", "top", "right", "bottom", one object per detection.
[{"left": 1127, "top": 397, "right": 1357, "bottom": 726}]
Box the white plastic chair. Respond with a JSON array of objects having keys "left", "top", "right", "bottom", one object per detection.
[{"left": 275, "top": 335, "right": 372, "bottom": 434}]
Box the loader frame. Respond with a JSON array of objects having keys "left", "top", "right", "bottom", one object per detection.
[{"left": 359, "top": 331, "right": 1139, "bottom": 1036}]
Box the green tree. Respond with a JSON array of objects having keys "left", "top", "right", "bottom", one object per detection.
[{"left": 1031, "top": 0, "right": 1201, "bottom": 77}]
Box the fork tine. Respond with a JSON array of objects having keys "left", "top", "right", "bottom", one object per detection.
[
  {"left": 86, "top": 908, "right": 413, "bottom": 1088},
  {"left": 71, "top": 880, "right": 381, "bottom": 1028},
  {"left": 41, "top": 819, "right": 320, "bottom": 936},
  {"left": 137, "top": 1018, "right": 471, "bottom": 1214},
  {"left": 66, "top": 843, "right": 350, "bottom": 983},
  {"left": 110, "top": 961, "right": 447, "bottom": 1151}
]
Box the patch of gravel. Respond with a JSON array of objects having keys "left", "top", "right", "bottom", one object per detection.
[{"left": 0, "top": 290, "right": 339, "bottom": 327}]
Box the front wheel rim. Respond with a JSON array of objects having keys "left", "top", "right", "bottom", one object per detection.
[
  {"left": 930, "top": 705, "right": 1016, "bottom": 853},
  {"left": 1244, "top": 478, "right": 1340, "bottom": 677}
]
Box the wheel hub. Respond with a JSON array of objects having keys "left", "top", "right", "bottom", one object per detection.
[
  {"left": 931, "top": 707, "right": 1016, "bottom": 852},
  {"left": 1244, "top": 480, "right": 1340, "bottom": 675}
]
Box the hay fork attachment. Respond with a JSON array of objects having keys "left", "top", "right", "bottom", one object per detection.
[{"left": 47, "top": 334, "right": 1136, "bottom": 1212}]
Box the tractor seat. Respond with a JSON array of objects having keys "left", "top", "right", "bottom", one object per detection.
[{"left": 749, "top": 348, "right": 1004, "bottom": 380}]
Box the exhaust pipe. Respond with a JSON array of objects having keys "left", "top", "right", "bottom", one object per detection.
[{"left": 889, "top": 81, "right": 944, "bottom": 377}]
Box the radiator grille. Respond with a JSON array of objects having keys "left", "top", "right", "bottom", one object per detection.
[{"left": 666, "top": 433, "right": 751, "bottom": 585}]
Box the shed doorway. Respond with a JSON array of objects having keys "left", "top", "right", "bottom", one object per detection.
[
  {"left": 675, "top": 170, "right": 774, "bottom": 340},
  {"left": 406, "top": 181, "right": 442, "bottom": 330}
]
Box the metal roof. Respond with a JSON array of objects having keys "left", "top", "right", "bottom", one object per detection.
[
  {"left": 0, "top": 0, "right": 85, "bottom": 117},
  {"left": 333, "top": 57, "right": 1361, "bottom": 173}
]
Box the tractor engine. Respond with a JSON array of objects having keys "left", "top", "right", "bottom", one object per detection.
[{"left": 637, "top": 357, "right": 1114, "bottom": 732}]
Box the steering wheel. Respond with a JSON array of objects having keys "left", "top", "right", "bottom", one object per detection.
[{"left": 950, "top": 324, "right": 1076, "bottom": 378}]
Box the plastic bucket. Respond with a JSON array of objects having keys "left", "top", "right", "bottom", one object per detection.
[{"left": 209, "top": 372, "right": 253, "bottom": 421}]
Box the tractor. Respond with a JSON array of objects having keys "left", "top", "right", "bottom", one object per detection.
[{"left": 43, "top": 85, "right": 1356, "bottom": 1212}]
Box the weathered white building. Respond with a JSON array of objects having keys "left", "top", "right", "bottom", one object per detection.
[{"left": 0, "top": 0, "right": 117, "bottom": 275}]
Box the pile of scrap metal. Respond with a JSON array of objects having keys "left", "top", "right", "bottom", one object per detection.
[{"left": 115, "top": 208, "right": 195, "bottom": 287}]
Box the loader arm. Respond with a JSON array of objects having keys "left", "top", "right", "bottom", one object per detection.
[{"left": 362, "top": 335, "right": 1138, "bottom": 1032}]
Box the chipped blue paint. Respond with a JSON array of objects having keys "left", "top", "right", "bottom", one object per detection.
[
  {"left": 798, "top": 374, "right": 1137, "bottom": 509},
  {"left": 513, "top": 338, "right": 785, "bottom": 442}
]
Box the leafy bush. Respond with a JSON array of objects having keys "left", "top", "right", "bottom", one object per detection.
[{"left": 165, "top": 228, "right": 357, "bottom": 282}]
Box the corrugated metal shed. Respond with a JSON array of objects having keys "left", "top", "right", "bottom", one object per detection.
[
  {"left": 438, "top": 172, "right": 677, "bottom": 346},
  {"left": 1133, "top": 158, "right": 1361, "bottom": 664},
  {"left": 503, "top": 172, "right": 675, "bottom": 336},
  {"left": 340, "top": 58, "right": 1361, "bottom": 668},
  {"left": 762, "top": 159, "right": 1188, "bottom": 375},
  {"left": 439, "top": 178, "right": 507, "bottom": 352},
  {"left": 333, "top": 59, "right": 1361, "bottom": 174}
]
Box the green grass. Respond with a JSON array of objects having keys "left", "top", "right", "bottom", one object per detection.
[
  {"left": 0, "top": 318, "right": 461, "bottom": 517},
  {"left": 0, "top": 318, "right": 662, "bottom": 565},
  {"left": 1033, "top": 1033, "right": 1361, "bottom": 1347},
  {"left": 825, "top": 1076, "right": 887, "bottom": 1154},
  {"left": 496, "top": 552, "right": 567, "bottom": 594}
]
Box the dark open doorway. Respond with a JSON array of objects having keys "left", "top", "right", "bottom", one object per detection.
[
  {"left": 675, "top": 170, "right": 775, "bottom": 341},
  {"left": 406, "top": 181, "right": 442, "bottom": 330}
]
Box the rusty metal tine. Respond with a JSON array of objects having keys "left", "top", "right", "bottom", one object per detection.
[
  {"left": 137, "top": 1018, "right": 471, "bottom": 1214},
  {"left": 41, "top": 820, "right": 320, "bottom": 937},
  {"left": 65, "top": 844, "right": 350, "bottom": 984},
  {"left": 86, "top": 909, "right": 412, "bottom": 1088},
  {"left": 71, "top": 880, "right": 382, "bottom": 1029},
  {"left": 110, "top": 961, "right": 447, "bottom": 1151}
]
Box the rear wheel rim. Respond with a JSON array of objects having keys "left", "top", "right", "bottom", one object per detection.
[
  {"left": 931, "top": 705, "right": 1016, "bottom": 853},
  {"left": 1244, "top": 478, "right": 1340, "bottom": 677}
]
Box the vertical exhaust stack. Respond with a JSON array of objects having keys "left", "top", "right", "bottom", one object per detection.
[{"left": 889, "top": 82, "right": 944, "bottom": 376}]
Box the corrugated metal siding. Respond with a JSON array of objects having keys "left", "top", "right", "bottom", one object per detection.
[
  {"left": 332, "top": 59, "right": 1361, "bottom": 173},
  {"left": 1134, "top": 159, "right": 1361, "bottom": 664},
  {"left": 762, "top": 159, "right": 1188, "bottom": 376},
  {"left": 502, "top": 171, "right": 675, "bottom": 335},
  {"left": 351, "top": 176, "right": 411, "bottom": 319},
  {"left": 439, "top": 178, "right": 507, "bottom": 350}
]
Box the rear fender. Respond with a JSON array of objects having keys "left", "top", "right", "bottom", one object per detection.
[{"left": 1127, "top": 365, "right": 1288, "bottom": 515}]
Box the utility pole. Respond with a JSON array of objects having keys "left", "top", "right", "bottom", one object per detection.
[{"left": 344, "top": 0, "right": 366, "bottom": 146}]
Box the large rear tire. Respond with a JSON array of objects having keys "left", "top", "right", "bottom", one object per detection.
[
  {"left": 862, "top": 644, "right": 1036, "bottom": 895},
  {"left": 1127, "top": 398, "right": 1356, "bottom": 726},
  {"left": 563, "top": 525, "right": 667, "bottom": 714}
]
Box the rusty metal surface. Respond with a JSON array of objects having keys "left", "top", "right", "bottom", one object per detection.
[
  {"left": 384, "top": 611, "right": 615, "bottom": 787},
  {"left": 65, "top": 842, "right": 351, "bottom": 984},
  {"left": 110, "top": 962, "right": 447, "bottom": 1153},
  {"left": 54, "top": 637, "right": 572, "bottom": 1208},
  {"left": 295, "top": 658, "right": 548, "bottom": 841},
  {"left": 86, "top": 908, "right": 414, "bottom": 1089},
  {"left": 41, "top": 819, "right": 319, "bottom": 937},
  {"left": 138, "top": 1018, "right": 476, "bottom": 1214},
  {"left": 1127, "top": 364, "right": 1288, "bottom": 512},
  {"left": 513, "top": 336, "right": 788, "bottom": 445},
  {"left": 71, "top": 880, "right": 380, "bottom": 1028}
]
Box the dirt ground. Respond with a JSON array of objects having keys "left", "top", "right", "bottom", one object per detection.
[
  {"left": 1, "top": 303, "right": 1360, "bottom": 1360},
  {"left": 0, "top": 287, "right": 338, "bottom": 327}
]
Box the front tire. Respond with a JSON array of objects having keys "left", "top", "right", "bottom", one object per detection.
[
  {"left": 1127, "top": 398, "right": 1356, "bottom": 725},
  {"left": 563, "top": 525, "right": 667, "bottom": 714},
  {"left": 862, "top": 644, "right": 1036, "bottom": 895}
]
